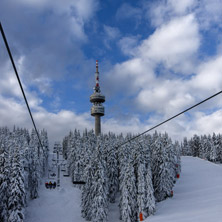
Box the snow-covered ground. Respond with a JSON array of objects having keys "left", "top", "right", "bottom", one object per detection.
[
  {"left": 25, "top": 156, "right": 222, "bottom": 222},
  {"left": 147, "top": 156, "right": 222, "bottom": 222},
  {"left": 25, "top": 152, "right": 86, "bottom": 222},
  {"left": 25, "top": 173, "right": 85, "bottom": 222}
]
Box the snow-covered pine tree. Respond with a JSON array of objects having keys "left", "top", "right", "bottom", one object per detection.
[
  {"left": 142, "top": 136, "right": 156, "bottom": 217},
  {"left": 106, "top": 133, "right": 119, "bottom": 203},
  {"left": 82, "top": 139, "right": 109, "bottom": 222},
  {"left": 136, "top": 141, "right": 148, "bottom": 220},
  {"left": 152, "top": 133, "right": 175, "bottom": 202},
  {"left": 199, "top": 135, "right": 206, "bottom": 159},
  {"left": 217, "top": 134, "right": 222, "bottom": 163},
  {"left": 173, "top": 141, "right": 181, "bottom": 177},
  {"left": 144, "top": 162, "right": 155, "bottom": 217},
  {"left": 161, "top": 133, "right": 175, "bottom": 196},
  {"left": 40, "top": 129, "right": 49, "bottom": 174},
  {"left": 182, "top": 137, "right": 190, "bottom": 156},
  {"left": 0, "top": 140, "right": 10, "bottom": 221},
  {"left": 91, "top": 137, "right": 109, "bottom": 222},
  {"left": 206, "top": 134, "right": 213, "bottom": 161},
  {"left": 81, "top": 157, "right": 94, "bottom": 220},
  {"left": 28, "top": 130, "right": 40, "bottom": 199},
  {"left": 120, "top": 158, "right": 137, "bottom": 222},
  {"left": 8, "top": 146, "right": 26, "bottom": 222},
  {"left": 211, "top": 133, "right": 219, "bottom": 162},
  {"left": 192, "top": 135, "right": 201, "bottom": 157}
]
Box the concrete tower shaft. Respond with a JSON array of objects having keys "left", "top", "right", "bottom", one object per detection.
[{"left": 90, "top": 60, "right": 105, "bottom": 136}]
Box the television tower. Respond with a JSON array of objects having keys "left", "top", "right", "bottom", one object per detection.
[{"left": 90, "top": 60, "right": 105, "bottom": 136}]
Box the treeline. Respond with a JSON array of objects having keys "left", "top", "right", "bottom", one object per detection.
[
  {"left": 0, "top": 127, "right": 49, "bottom": 222},
  {"left": 63, "top": 130, "right": 181, "bottom": 222},
  {"left": 181, "top": 133, "right": 222, "bottom": 162}
]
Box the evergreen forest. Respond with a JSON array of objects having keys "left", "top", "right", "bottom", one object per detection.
[
  {"left": 0, "top": 127, "right": 49, "bottom": 222},
  {"left": 1, "top": 126, "right": 222, "bottom": 222}
]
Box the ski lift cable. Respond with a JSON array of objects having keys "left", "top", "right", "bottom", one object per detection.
[
  {"left": 0, "top": 22, "right": 44, "bottom": 154},
  {"left": 117, "top": 90, "right": 222, "bottom": 148}
]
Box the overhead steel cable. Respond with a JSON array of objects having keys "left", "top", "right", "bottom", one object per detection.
[
  {"left": 117, "top": 90, "right": 222, "bottom": 148},
  {"left": 0, "top": 22, "right": 44, "bottom": 155}
]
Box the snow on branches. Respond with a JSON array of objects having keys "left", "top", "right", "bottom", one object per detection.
[
  {"left": 0, "top": 127, "right": 49, "bottom": 221},
  {"left": 63, "top": 130, "right": 181, "bottom": 222}
]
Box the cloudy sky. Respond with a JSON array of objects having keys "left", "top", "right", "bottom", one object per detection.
[{"left": 0, "top": 0, "right": 222, "bottom": 145}]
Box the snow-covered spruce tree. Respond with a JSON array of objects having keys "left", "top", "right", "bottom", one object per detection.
[
  {"left": 192, "top": 134, "right": 201, "bottom": 157},
  {"left": 118, "top": 135, "right": 133, "bottom": 220},
  {"left": 62, "top": 134, "right": 69, "bottom": 160},
  {"left": 120, "top": 158, "right": 137, "bottom": 222},
  {"left": 28, "top": 130, "right": 40, "bottom": 199},
  {"left": 0, "top": 140, "right": 10, "bottom": 221},
  {"left": 152, "top": 133, "right": 175, "bottom": 202},
  {"left": 181, "top": 137, "right": 191, "bottom": 156},
  {"left": 81, "top": 158, "right": 94, "bottom": 220},
  {"left": 161, "top": 134, "right": 175, "bottom": 197},
  {"left": 210, "top": 133, "right": 219, "bottom": 162},
  {"left": 19, "top": 135, "right": 30, "bottom": 193},
  {"left": 136, "top": 141, "right": 148, "bottom": 219},
  {"left": 71, "top": 137, "right": 83, "bottom": 186},
  {"left": 8, "top": 146, "right": 26, "bottom": 222},
  {"left": 119, "top": 139, "right": 138, "bottom": 222},
  {"left": 174, "top": 141, "right": 181, "bottom": 177},
  {"left": 40, "top": 129, "right": 49, "bottom": 174},
  {"left": 91, "top": 137, "right": 109, "bottom": 222},
  {"left": 82, "top": 140, "right": 108, "bottom": 222},
  {"left": 199, "top": 135, "right": 208, "bottom": 160},
  {"left": 217, "top": 134, "right": 222, "bottom": 163},
  {"left": 105, "top": 133, "right": 119, "bottom": 203},
  {"left": 66, "top": 130, "right": 81, "bottom": 181},
  {"left": 151, "top": 132, "right": 162, "bottom": 201},
  {"left": 184, "top": 133, "right": 222, "bottom": 163},
  {"left": 144, "top": 162, "right": 156, "bottom": 217},
  {"left": 138, "top": 139, "right": 155, "bottom": 218}
]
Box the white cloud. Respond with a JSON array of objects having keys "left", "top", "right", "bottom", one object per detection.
[
  {"left": 104, "top": 58, "right": 155, "bottom": 96},
  {"left": 103, "top": 25, "right": 121, "bottom": 49},
  {"left": 136, "top": 79, "right": 195, "bottom": 115},
  {"left": 193, "top": 110, "right": 222, "bottom": 135},
  {"left": 169, "top": 0, "right": 195, "bottom": 14},
  {"left": 145, "top": 0, "right": 196, "bottom": 27},
  {"left": 196, "top": 0, "right": 222, "bottom": 30},
  {"left": 17, "top": 0, "right": 98, "bottom": 21},
  {"left": 0, "top": 96, "right": 30, "bottom": 127},
  {"left": 16, "top": 0, "right": 99, "bottom": 41},
  {"left": 118, "top": 36, "right": 140, "bottom": 56},
  {"left": 190, "top": 56, "right": 222, "bottom": 95},
  {"left": 138, "top": 14, "right": 200, "bottom": 73},
  {"left": 103, "top": 115, "right": 146, "bottom": 135},
  {"left": 103, "top": 25, "right": 120, "bottom": 40},
  {"left": 147, "top": 0, "right": 222, "bottom": 30}
]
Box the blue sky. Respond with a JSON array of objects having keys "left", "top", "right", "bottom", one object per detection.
[{"left": 0, "top": 0, "right": 222, "bottom": 144}]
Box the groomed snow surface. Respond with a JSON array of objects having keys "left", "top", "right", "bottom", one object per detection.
[{"left": 25, "top": 157, "right": 222, "bottom": 222}]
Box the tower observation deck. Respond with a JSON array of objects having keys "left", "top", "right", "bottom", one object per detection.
[{"left": 90, "top": 60, "right": 105, "bottom": 136}]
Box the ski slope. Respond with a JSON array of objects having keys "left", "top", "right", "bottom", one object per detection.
[
  {"left": 147, "top": 156, "right": 222, "bottom": 222},
  {"left": 25, "top": 157, "right": 222, "bottom": 222},
  {"left": 25, "top": 175, "right": 85, "bottom": 222}
]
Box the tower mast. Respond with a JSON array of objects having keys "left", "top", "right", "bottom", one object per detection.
[{"left": 90, "top": 60, "right": 105, "bottom": 136}]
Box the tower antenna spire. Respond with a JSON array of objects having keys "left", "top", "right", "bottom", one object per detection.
[{"left": 90, "top": 60, "right": 105, "bottom": 136}]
